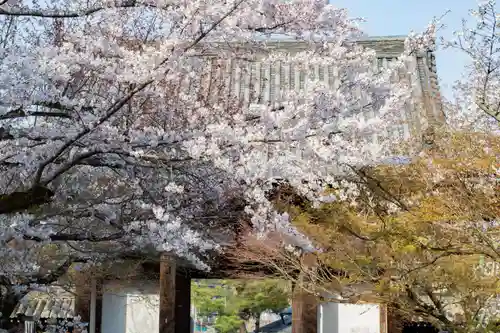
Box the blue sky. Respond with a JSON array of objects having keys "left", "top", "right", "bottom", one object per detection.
[{"left": 330, "top": 0, "right": 498, "bottom": 99}]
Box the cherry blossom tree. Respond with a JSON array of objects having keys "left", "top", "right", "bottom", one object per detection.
[
  {"left": 0, "top": 0, "right": 431, "bottom": 292},
  {"left": 235, "top": 129, "right": 499, "bottom": 333},
  {"left": 224, "top": 3, "right": 500, "bottom": 331},
  {"left": 443, "top": 0, "right": 500, "bottom": 131}
]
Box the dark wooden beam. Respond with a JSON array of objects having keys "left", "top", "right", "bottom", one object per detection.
[
  {"left": 142, "top": 256, "right": 300, "bottom": 280},
  {"left": 159, "top": 253, "right": 191, "bottom": 333}
]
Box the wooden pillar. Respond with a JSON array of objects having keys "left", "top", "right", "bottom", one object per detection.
[
  {"left": 292, "top": 253, "right": 317, "bottom": 333},
  {"left": 76, "top": 278, "right": 102, "bottom": 333},
  {"left": 379, "top": 304, "right": 388, "bottom": 333},
  {"left": 95, "top": 279, "right": 103, "bottom": 333},
  {"left": 74, "top": 289, "right": 90, "bottom": 324},
  {"left": 160, "top": 254, "right": 176, "bottom": 333},
  {"left": 175, "top": 268, "right": 191, "bottom": 333},
  {"left": 89, "top": 279, "right": 97, "bottom": 333},
  {"left": 292, "top": 291, "right": 317, "bottom": 333},
  {"left": 387, "top": 305, "right": 404, "bottom": 333},
  {"left": 159, "top": 254, "right": 191, "bottom": 333}
]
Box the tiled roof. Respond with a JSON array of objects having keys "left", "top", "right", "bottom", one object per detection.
[
  {"left": 10, "top": 286, "right": 76, "bottom": 319},
  {"left": 178, "top": 36, "right": 443, "bottom": 132}
]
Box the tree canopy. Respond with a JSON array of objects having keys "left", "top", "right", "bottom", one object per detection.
[
  {"left": 235, "top": 3, "right": 500, "bottom": 331},
  {"left": 1, "top": 0, "right": 499, "bottom": 332},
  {"left": 192, "top": 279, "right": 290, "bottom": 333},
  {"left": 0, "top": 0, "right": 435, "bottom": 286},
  {"left": 241, "top": 128, "right": 499, "bottom": 333}
]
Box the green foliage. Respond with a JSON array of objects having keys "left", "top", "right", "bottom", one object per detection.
[
  {"left": 264, "top": 130, "right": 500, "bottom": 333},
  {"left": 214, "top": 315, "right": 243, "bottom": 333},
  {"left": 485, "top": 319, "right": 500, "bottom": 332},
  {"left": 191, "top": 279, "right": 290, "bottom": 333},
  {"left": 232, "top": 279, "right": 290, "bottom": 319},
  {"left": 192, "top": 280, "right": 232, "bottom": 317}
]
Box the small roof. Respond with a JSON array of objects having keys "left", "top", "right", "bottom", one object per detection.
[{"left": 10, "top": 286, "right": 76, "bottom": 319}]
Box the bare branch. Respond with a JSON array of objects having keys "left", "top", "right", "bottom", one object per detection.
[{"left": 0, "top": 1, "right": 171, "bottom": 19}]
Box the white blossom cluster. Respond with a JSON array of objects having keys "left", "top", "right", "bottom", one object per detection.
[
  {"left": 0, "top": 0, "right": 436, "bottom": 281},
  {"left": 443, "top": 0, "right": 500, "bottom": 132}
]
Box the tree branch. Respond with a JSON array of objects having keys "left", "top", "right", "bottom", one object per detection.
[
  {"left": 0, "top": 101, "right": 96, "bottom": 120},
  {"left": 0, "top": 256, "right": 88, "bottom": 288},
  {"left": 35, "top": 256, "right": 88, "bottom": 285},
  {"left": 33, "top": 79, "right": 153, "bottom": 185},
  {"left": 347, "top": 165, "right": 410, "bottom": 211},
  {"left": 405, "top": 285, "right": 453, "bottom": 327},
  {"left": 23, "top": 231, "right": 125, "bottom": 242},
  {"left": 476, "top": 101, "right": 500, "bottom": 123},
  {"left": 0, "top": 110, "right": 71, "bottom": 120},
  {"left": 247, "top": 20, "right": 295, "bottom": 33},
  {"left": 0, "top": 1, "right": 170, "bottom": 19},
  {"left": 182, "top": 0, "right": 247, "bottom": 54}
]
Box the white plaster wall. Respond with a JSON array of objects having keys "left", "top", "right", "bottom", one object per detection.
[
  {"left": 125, "top": 293, "right": 160, "bottom": 333},
  {"left": 318, "top": 302, "right": 339, "bottom": 333},
  {"left": 101, "top": 289, "right": 127, "bottom": 333},
  {"left": 101, "top": 281, "right": 160, "bottom": 333},
  {"left": 318, "top": 303, "right": 380, "bottom": 333}
]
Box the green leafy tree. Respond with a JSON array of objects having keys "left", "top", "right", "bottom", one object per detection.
[
  {"left": 214, "top": 314, "right": 245, "bottom": 333},
  {"left": 191, "top": 279, "right": 290, "bottom": 333},
  {"left": 240, "top": 129, "right": 499, "bottom": 333},
  {"left": 192, "top": 280, "right": 230, "bottom": 317},
  {"left": 232, "top": 280, "right": 290, "bottom": 332}
]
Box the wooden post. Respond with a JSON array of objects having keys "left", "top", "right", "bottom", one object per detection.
[
  {"left": 160, "top": 254, "right": 176, "bottom": 333},
  {"left": 159, "top": 253, "right": 191, "bottom": 333},
  {"left": 175, "top": 268, "right": 191, "bottom": 333},
  {"left": 292, "top": 253, "right": 317, "bottom": 333},
  {"left": 386, "top": 305, "right": 404, "bottom": 333},
  {"left": 379, "top": 304, "right": 388, "bottom": 333},
  {"left": 89, "top": 279, "right": 97, "bottom": 333},
  {"left": 292, "top": 291, "right": 317, "bottom": 333},
  {"left": 95, "top": 279, "right": 103, "bottom": 333}
]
